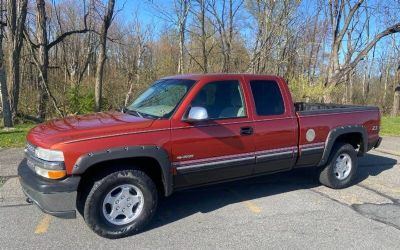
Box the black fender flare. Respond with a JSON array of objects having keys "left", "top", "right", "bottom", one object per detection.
[
  {"left": 317, "top": 125, "right": 367, "bottom": 167},
  {"left": 72, "top": 145, "right": 173, "bottom": 196}
]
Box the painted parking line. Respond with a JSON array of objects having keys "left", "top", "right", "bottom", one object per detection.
[
  {"left": 243, "top": 200, "right": 262, "bottom": 213},
  {"left": 35, "top": 215, "right": 51, "bottom": 234},
  {"left": 228, "top": 189, "right": 262, "bottom": 214}
]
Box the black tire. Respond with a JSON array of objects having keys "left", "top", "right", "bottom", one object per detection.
[
  {"left": 319, "top": 143, "right": 358, "bottom": 189},
  {"left": 83, "top": 169, "right": 158, "bottom": 239}
]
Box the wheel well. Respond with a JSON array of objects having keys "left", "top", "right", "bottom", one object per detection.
[
  {"left": 334, "top": 132, "right": 364, "bottom": 152},
  {"left": 77, "top": 157, "right": 165, "bottom": 201}
]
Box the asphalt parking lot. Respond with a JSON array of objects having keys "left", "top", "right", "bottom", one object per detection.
[{"left": 1, "top": 139, "right": 400, "bottom": 249}]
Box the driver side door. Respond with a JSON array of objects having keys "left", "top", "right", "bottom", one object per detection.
[{"left": 170, "top": 77, "right": 255, "bottom": 188}]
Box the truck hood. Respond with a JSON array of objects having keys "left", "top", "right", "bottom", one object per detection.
[{"left": 27, "top": 111, "right": 154, "bottom": 147}]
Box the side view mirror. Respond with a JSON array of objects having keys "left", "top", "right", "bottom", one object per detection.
[{"left": 186, "top": 106, "right": 208, "bottom": 122}]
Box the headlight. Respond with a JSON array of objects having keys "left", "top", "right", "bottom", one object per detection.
[
  {"left": 25, "top": 144, "right": 66, "bottom": 179},
  {"left": 35, "top": 147, "right": 64, "bottom": 162}
]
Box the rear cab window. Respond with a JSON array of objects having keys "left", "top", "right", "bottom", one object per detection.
[{"left": 249, "top": 80, "right": 285, "bottom": 116}]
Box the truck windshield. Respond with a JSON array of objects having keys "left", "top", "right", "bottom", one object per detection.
[{"left": 126, "top": 79, "right": 196, "bottom": 118}]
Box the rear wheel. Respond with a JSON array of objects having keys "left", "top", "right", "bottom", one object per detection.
[
  {"left": 83, "top": 169, "right": 158, "bottom": 239},
  {"left": 319, "top": 143, "right": 358, "bottom": 189}
]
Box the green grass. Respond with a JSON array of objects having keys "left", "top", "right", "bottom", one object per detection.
[
  {"left": 380, "top": 116, "right": 400, "bottom": 136},
  {"left": 0, "top": 124, "right": 35, "bottom": 148}
]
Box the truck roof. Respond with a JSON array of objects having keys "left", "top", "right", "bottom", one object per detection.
[{"left": 162, "top": 73, "right": 282, "bottom": 81}]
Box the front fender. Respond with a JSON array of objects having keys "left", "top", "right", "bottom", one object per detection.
[{"left": 72, "top": 145, "right": 173, "bottom": 196}]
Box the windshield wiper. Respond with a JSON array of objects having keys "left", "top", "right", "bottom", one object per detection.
[
  {"left": 122, "top": 107, "right": 143, "bottom": 118},
  {"left": 123, "top": 107, "right": 162, "bottom": 119}
]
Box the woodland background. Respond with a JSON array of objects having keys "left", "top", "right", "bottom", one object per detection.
[{"left": 1, "top": 0, "right": 400, "bottom": 129}]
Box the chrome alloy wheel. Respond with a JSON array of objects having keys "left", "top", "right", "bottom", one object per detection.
[
  {"left": 333, "top": 153, "right": 352, "bottom": 180},
  {"left": 102, "top": 184, "right": 144, "bottom": 226}
]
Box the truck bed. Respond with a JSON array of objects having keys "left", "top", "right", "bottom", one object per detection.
[
  {"left": 293, "top": 101, "right": 380, "bottom": 168},
  {"left": 294, "top": 102, "right": 378, "bottom": 115}
]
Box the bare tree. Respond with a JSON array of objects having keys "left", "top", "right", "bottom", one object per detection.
[
  {"left": 35, "top": 0, "right": 51, "bottom": 118},
  {"left": 148, "top": 0, "right": 191, "bottom": 74},
  {"left": 187, "top": 0, "right": 215, "bottom": 73},
  {"left": 94, "top": 0, "right": 115, "bottom": 112},
  {"left": 55, "top": 3, "right": 95, "bottom": 87},
  {"left": 247, "top": 0, "right": 299, "bottom": 74},
  {"left": 176, "top": 0, "right": 191, "bottom": 74},
  {"left": 325, "top": 0, "right": 400, "bottom": 101},
  {"left": 62, "top": 32, "right": 95, "bottom": 87},
  {"left": 199, "top": 0, "right": 208, "bottom": 73},
  {"left": 0, "top": 0, "right": 13, "bottom": 127},
  {"left": 1, "top": 0, "right": 400, "bottom": 121},
  {"left": 24, "top": 0, "right": 92, "bottom": 119},
  {"left": 208, "top": 0, "right": 243, "bottom": 72},
  {"left": 5, "top": 0, "right": 28, "bottom": 117},
  {"left": 124, "top": 20, "right": 149, "bottom": 106}
]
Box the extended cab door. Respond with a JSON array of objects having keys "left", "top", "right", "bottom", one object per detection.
[
  {"left": 243, "top": 76, "right": 298, "bottom": 174},
  {"left": 170, "top": 76, "right": 255, "bottom": 188}
]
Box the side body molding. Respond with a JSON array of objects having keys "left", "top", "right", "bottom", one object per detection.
[
  {"left": 317, "top": 125, "right": 367, "bottom": 167},
  {"left": 72, "top": 146, "right": 173, "bottom": 196}
]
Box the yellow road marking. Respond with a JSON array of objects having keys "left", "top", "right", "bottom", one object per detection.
[
  {"left": 35, "top": 215, "right": 51, "bottom": 234},
  {"left": 228, "top": 189, "right": 262, "bottom": 214},
  {"left": 243, "top": 200, "right": 262, "bottom": 213}
]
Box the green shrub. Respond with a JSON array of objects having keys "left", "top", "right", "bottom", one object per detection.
[
  {"left": 67, "top": 86, "right": 95, "bottom": 114},
  {"left": 288, "top": 76, "right": 328, "bottom": 102}
]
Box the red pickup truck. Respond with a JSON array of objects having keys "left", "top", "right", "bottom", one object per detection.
[{"left": 19, "top": 74, "right": 381, "bottom": 238}]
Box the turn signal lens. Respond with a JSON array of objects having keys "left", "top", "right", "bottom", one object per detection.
[
  {"left": 47, "top": 170, "right": 67, "bottom": 179},
  {"left": 35, "top": 167, "right": 66, "bottom": 179}
]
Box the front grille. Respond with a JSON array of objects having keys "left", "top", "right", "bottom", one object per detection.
[
  {"left": 25, "top": 143, "right": 36, "bottom": 156},
  {"left": 25, "top": 143, "right": 37, "bottom": 172}
]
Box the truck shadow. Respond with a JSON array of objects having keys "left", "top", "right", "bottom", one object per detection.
[{"left": 146, "top": 152, "right": 397, "bottom": 231}]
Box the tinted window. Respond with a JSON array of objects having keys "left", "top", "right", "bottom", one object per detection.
[
  {"left": 250, "top": 80, "right": 284, "bottom": 116},
  {"left": 191, "top": 80, "right": 246, "bottom": 119}
]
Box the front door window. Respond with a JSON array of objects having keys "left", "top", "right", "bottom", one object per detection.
[{"left": 189, "top": 80, "right": 246, "bottom": 119}]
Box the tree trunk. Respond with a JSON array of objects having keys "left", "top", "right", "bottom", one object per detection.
[
  {"left": 349, "top": 71, "right": 353, "bottom": 104},
  {"left": 0, "top": 8, "right": 13, "bottom": 127},
  {"left": 176, "top": 0, "right": 189, "bottom": 74},
  {"left": 0, "top": 67, "right": 12, "bottom": 127},
  {"left": 324, "top": 0, "right": 400, "bottom": 103},
  {"left": 178, "top": 28, "right": 185, "bottom": 74},
  {"left": 383, "top": 66, "right": 389, "bottom": 107},
  {"left": 125, "top": 26, "right": 145, "bottom": 107},
  {"left": 94, "top": 45, "right": 106, "bottom": 111},
  {"left": 8, "top": 53, "right": 21, "bottom": 116},
  {"left": 392, "top": 64, "right": 400, "bottom": 117},
  {"left": 226, "top": 0, "right": 234, "bottom": 73},
  {"left": 361, "top": 61, "right": 368, "bottom": 102},
  {"left": 393, "top": 86, "right": 400, "bottom": 117},
  {"left": 36, "top": 0, "right": 49, "bottom": 119},
  {"left": 201, "top": 1, "right": 208, "bottom": 73},
  {"left": 95, "top": 0, "right": 115, "bottom": 112},
  {"left": 5, "top": 0, "right": 28, "bottom": 117},
  {"left": 28, "top": 0, "right": 66, "bottom": 119},
  {"left": 124, "top": 57, "right": 141, "bottom": 107}
]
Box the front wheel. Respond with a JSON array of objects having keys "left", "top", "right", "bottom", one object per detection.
[
  {"left": 319, "top": 143, "right": 358, "bottom": 189},
  {"left": 83, "top": 169, "right": 158, "bottom": 239}
]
